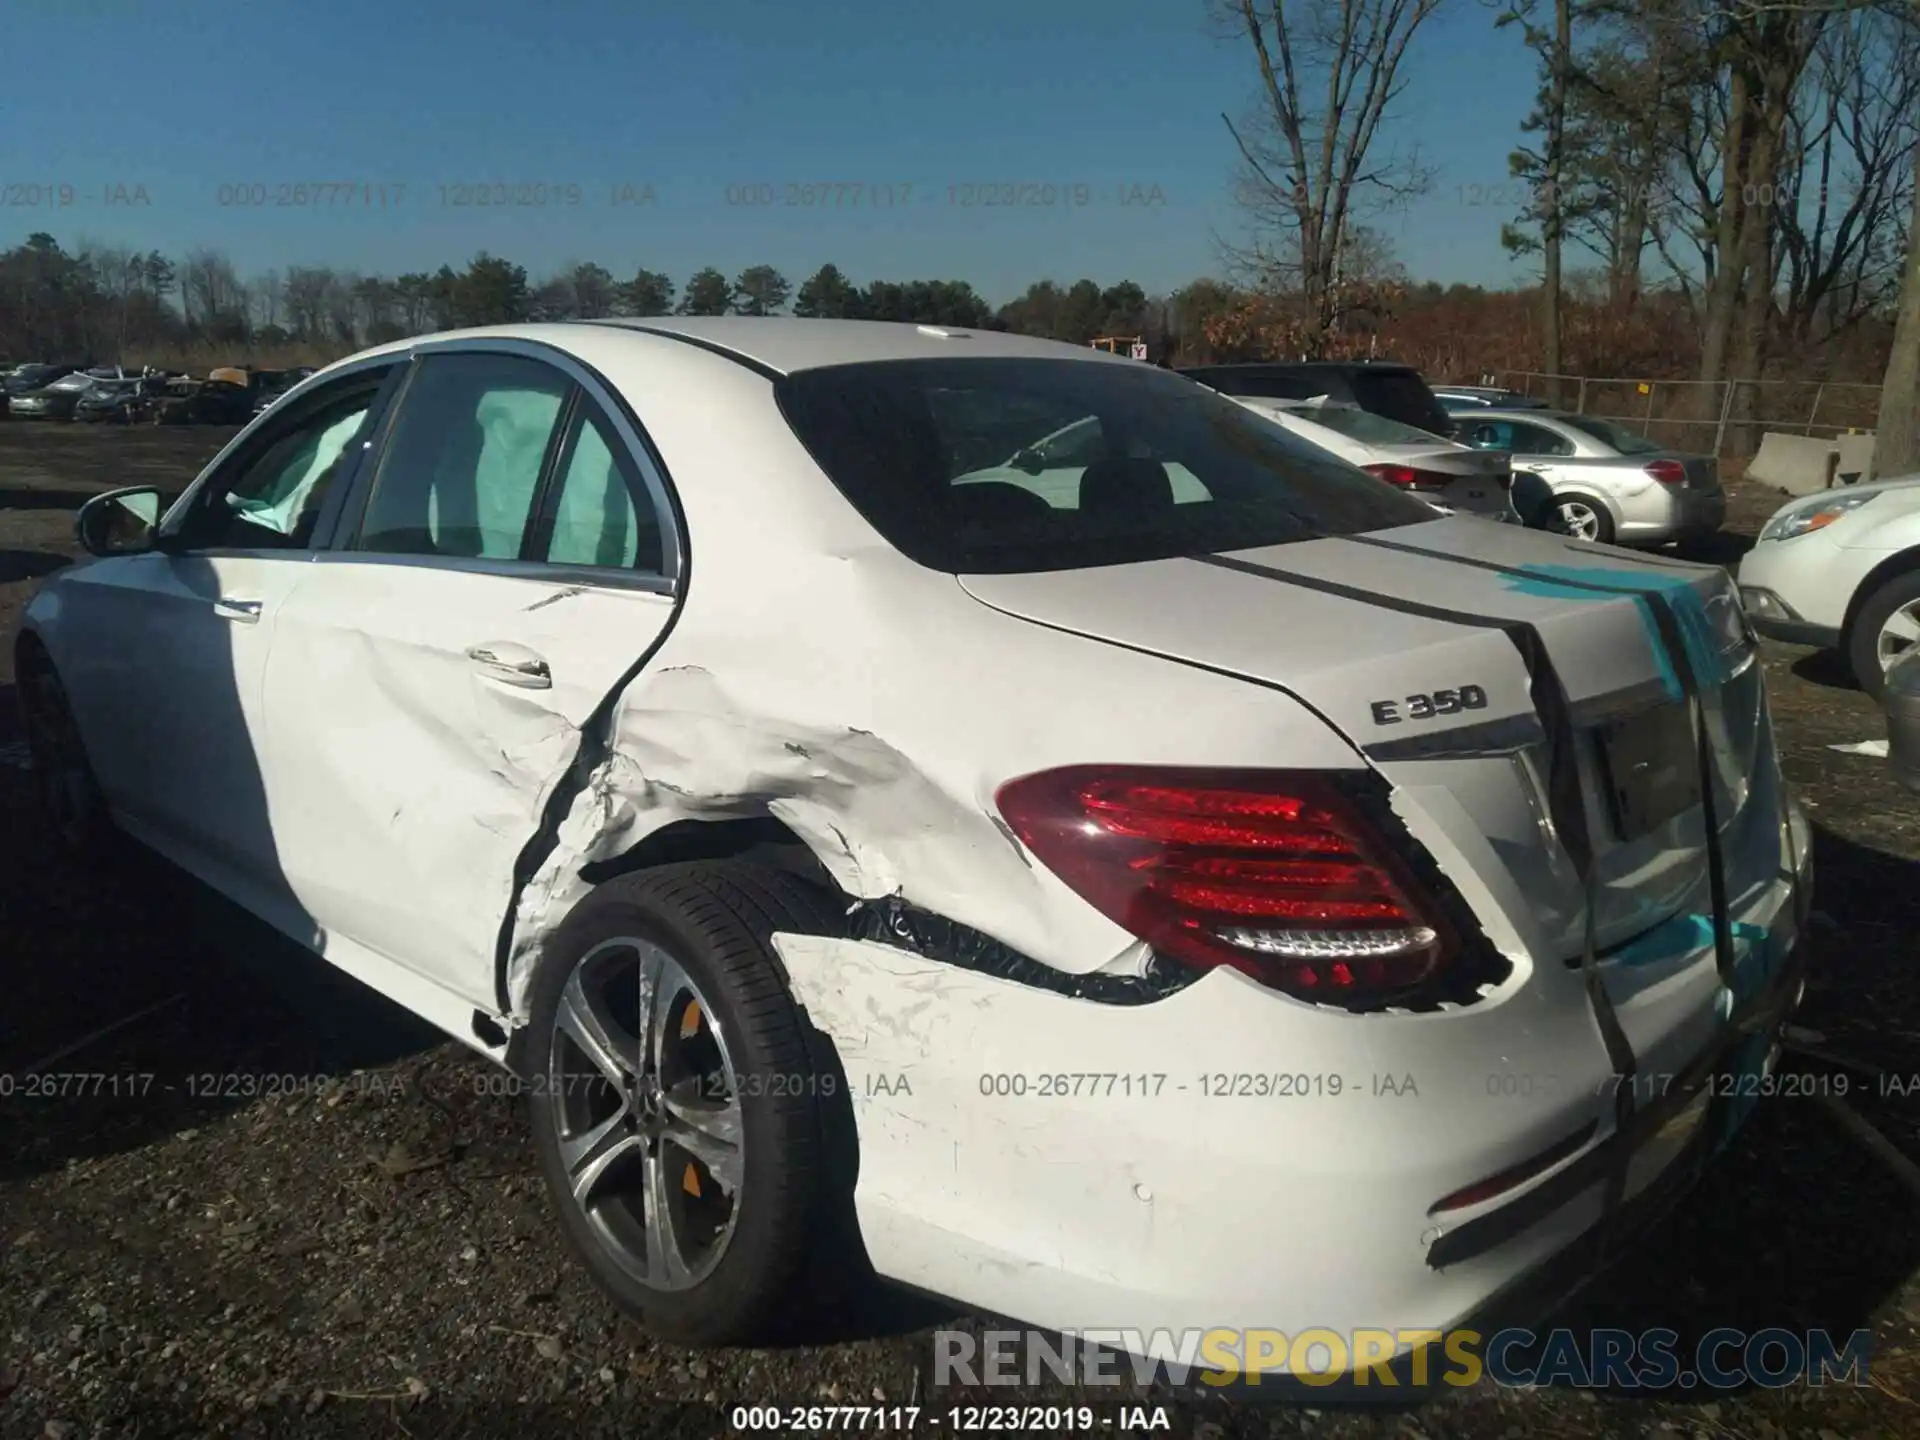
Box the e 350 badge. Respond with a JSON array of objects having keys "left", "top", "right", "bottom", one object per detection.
[{"left": 1370, "top": 685, "right": 1489, "bottom": 725}]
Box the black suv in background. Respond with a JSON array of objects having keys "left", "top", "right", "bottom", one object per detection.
[{"left": 1177, "top": 361, "right": 1455, "bottom": 438}]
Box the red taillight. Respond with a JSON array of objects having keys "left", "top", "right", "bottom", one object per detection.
[
  {"left": 1364, "top": 463, "right": 1454, "bottom": 491},
  {"left": 994, "top": 766, "right": 1456, "bottom": 1002},
  {"left": 1645, "top": 459, "right": 1687, "bottom": 485}
]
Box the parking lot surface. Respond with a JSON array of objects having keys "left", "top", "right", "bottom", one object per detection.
[{"left": 4, "top": 424, "right": 1920, "bottom": 1439}]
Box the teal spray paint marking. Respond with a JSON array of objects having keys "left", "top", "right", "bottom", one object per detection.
[
  {"left": 1493, "top": 563, "right": 1771, "bottom": 1146},
  {"left": 1495, "top": 563, "right": 1735, "bottom": 701}
]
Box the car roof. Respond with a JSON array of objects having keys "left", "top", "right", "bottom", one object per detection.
[
  {"left": 1464, "top": 407, "right": 1578, "bottom": 423},
  {"left": 334, "top": 318, "right": 1139, "bottom": 379},
  {"left": 1180, "top": 360, "right": 1417, "bottom": 374}
]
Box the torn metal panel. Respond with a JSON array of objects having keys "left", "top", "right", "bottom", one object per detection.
[
  {"left": 497, "top": 577, "right": 1367, "bottom": 1021},
  {"left": 847, "top": 896, "right": 1189, "bottom": 1005}
]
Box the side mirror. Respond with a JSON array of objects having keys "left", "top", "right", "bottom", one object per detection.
[
  {"left": 76, "top": 486, "right": 163, "bottom": 557},
  {"left": 1011, "top": 448, "right": 1046, "bottom": 475}
]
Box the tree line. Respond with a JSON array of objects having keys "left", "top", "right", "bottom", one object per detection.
[{"left": 0, "top": 235, "right": 1189, "bottom": 365}]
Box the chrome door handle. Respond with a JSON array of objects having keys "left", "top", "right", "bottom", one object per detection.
[
  {"left": 213, "top": 597, "right": 262, "bottom": 623},
  {"left": 467, "top": 643, "right": 552, "bottom": 689}
]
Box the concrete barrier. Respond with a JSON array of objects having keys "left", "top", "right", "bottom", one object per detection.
[
  {"left": 1745, "top": 431, "right": 1879, "bottom": 495},
  {"left": 1746, "top": 433, "right": 1838, "bottom": 495},
  {"left": 1836, "top": 432, "right": 1878, "bottom": 484}
]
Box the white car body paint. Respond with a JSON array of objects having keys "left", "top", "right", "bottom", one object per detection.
[
  {"left": 20, "top": 318, "right": 1810, "bottom": 1358},
  {"left": 1738, "top": 474, "right": 1920, "bottom": 639}
]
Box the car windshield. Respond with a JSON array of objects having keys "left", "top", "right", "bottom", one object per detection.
[
  {"left": 1293, "top": 403, "right": 1445, "bottom": 446},
  {"left": 773, "top": 358, "right": 1434, "bottom": 573},
  {"left": 90, "top": 381, "right": 137, "bottom": 396},
  {"left": 47, "top": 373, "right": 94, "bottom": 392},
  {"left": 1560, "top": 415, "right": 1663, "bottom": 455}
]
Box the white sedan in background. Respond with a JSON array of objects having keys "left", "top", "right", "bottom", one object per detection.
[
  {"left": 17, "top": 318, "right": 1807, "bottom": 1369},
  {"left": 1738, "top": 475, "right": 1920, "bottom": 698},
  {"left": 1229, "top": 395, "right": 1514, "bottom": 519}
]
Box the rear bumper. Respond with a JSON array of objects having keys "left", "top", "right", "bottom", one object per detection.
[
  {"left": 773, "top": 865, "right": 1805, "bottom": 1371},
  {"left": 1674, "top": 488, "right": 1727, "bottom": 537},
  {"left": 1613, "top": 486, "right": 1724, "bottom": 544}
]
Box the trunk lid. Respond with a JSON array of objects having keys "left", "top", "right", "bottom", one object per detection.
[{"left": 960, "top": 515, "right": 1768, "bottom": 983}]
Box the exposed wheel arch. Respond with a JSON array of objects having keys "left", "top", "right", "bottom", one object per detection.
[
  {"left": 498, "top": 813, "right": 846, "bottom": 1032},
  {"left": 1841, "top": 547, "right": 1920, "bottom": 648}
]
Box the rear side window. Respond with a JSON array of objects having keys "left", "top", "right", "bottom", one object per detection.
[
  {"left": 1348, "top": 370, "right": 1451, "bottom": 435},
  {"left": 774, "top": 358, "right": 1434, "bottom": 573},
  {"left": 1562, "top": 415, "right": 1662, "bottom": 455},
  {"left": 1508, "top": 422, "right": 1577, "bottom": 457},
  {"left": 540, "top": 408, "right": 664, "bottom": 571},
  {"left": 355, "top": 354, "right": 569, "bottom": 558}
]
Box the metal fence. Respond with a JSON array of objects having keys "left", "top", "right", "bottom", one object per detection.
[{"left": 1483, "top": 370, "right": 1881, "bottom": 459}]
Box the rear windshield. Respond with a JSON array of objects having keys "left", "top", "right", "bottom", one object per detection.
[
  {"left": 1294, "top": 404, "right": 1444, "bottom": 446},
  {"left": 1346, "top": 369, "right": 1452, "bottom": 434},
  {"left": 773, "top": 358, "right": 1435, "bottom": 573},
  {"left": 1561, "top": 415, "right": 1663, "bottom": 455}
]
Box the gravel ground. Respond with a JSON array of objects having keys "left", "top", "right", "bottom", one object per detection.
[{"left": 4, "top": 424, "right": 1920, "bottom": 1440}]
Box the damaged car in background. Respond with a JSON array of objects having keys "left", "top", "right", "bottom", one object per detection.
[{"left": 16, "top": 318, "right": 1810, "bottom": 1369}]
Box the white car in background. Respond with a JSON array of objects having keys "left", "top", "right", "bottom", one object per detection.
[
  {"left": 1738, "top": 476, "right": 1920, "bottom": 698},
  {"left": 18, "top": 318, "right": 1807, "bottom": 1366},
  {"left": 1229, "top": 395, "right": 1514, "bottom": 518}
]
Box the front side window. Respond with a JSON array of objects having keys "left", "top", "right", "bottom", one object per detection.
[
  {"left": 775, "top": 357, "right": 1434, "bottom": 573},
  {"left": 171, "top": 386, "right": 382, "bottom": 550},
  {"left": 355, "top": 354, "right": 569, "bottom": 558},
  {"left": 1561, "top": 416, "right": 1662, "bottom": 455}
]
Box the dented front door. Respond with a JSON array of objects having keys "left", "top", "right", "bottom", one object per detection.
[{"left": 259, "top": 563, "right": 674, "bottom": 1007}]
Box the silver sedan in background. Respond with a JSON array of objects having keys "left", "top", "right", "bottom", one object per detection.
[{"left": 1456, "top": 408, "right": 1725, "bottom": 547}]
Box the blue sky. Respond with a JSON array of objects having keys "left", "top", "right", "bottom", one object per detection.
[{"left": 4, "top": 0, "right": 1542, "bottom": 305}]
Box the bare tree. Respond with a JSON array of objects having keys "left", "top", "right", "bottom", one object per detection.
[
  {"left": 1876, "top": 140, "right": 1920, "bottom": 477},
  {"left": 1217, "top": 0, "right": 1445, "bottom": 355},
  {"left": 180, "top": 248, "right": 248, "bottom": 339},
  {"left": 1774, "top": 9, "right": 1920, "bottom": 349},
  {"left": 250, "top": 268, "right": 282, "bottom": 333},
  {"left": 281, "top": 267, "right": 334, "bottom": 342},
  {"left": 1495, "top": 0, "right": 1583, "bottom": 402}
]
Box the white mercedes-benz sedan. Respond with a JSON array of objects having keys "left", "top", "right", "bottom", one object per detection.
[{"left": 16, "top": 318, "right": 1811, "bottom": 1370}]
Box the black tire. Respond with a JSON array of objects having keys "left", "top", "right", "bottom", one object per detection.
[
  {"left": 1554, "top": 491, "right": 1615, "bottom": 544},
  {"left": 15, "top": 642, "right": 116, "bottom": 860},
  {"left": 1847, "top": 570, "right": 1920, "bottom": 701},
  {"left": 526, "top": 859, "right": 847, "bottom": 1346}
]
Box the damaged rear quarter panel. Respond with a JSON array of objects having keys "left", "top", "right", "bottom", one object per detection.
[
  {"left": 495, "top": 335, "right": 1367, "bottom": 1018},
  {"left": 502, "top": 558, "right": 1366, "bottom": 1015}
]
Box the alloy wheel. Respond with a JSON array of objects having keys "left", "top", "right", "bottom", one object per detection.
[
  {"left": 1557, "top": 498, "right": 1601, "bottom": 541},
  {"left": 546, "top": 937, "right": 743, "bottom": 1292},
  {"left": 1876, "top": 600, "right": 1920, "bottom": 675}
]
